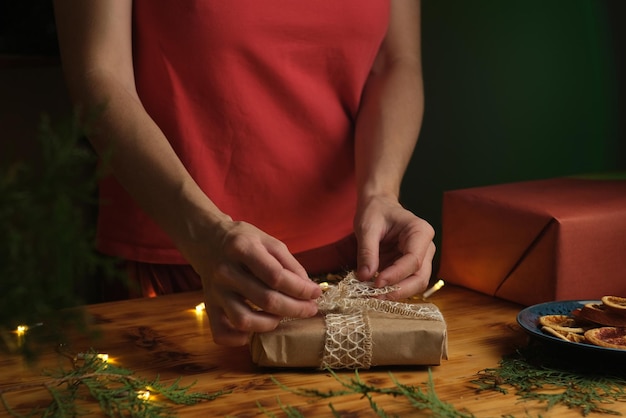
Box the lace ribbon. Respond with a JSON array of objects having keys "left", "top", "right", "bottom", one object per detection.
[{"left": 317, "top": 272, "right": 444, "bottom": 369}]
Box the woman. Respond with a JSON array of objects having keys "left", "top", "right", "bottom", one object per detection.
[{"left": 53, "top": 0, "right": 435, "bottom": 346}]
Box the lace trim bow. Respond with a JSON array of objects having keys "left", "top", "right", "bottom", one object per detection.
[{"left": 316, "top": 272, "right": 443, "bottom": 369}]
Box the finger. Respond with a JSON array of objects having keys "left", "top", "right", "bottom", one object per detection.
[
  {"left": 221, "top": 293, "right": 284, "bottom": 331},
  {"left": 267, "top": 244, "right": 322, "bottom": 299},
  {"left": 355, "top": 222, "right": 381, "bottom": 282},
  {"left": 209, "top": 297, "right": 285, "bottom": 345},
  {"left": 269, "top": 245, "right": 309, "bottom": 279},
  {"left": 214, "top": 261, "right": 319, "bottom": 319},
  {"left": 245, "top": 244, "right": 321, "bottom": 301},
  {"left": 232, "top": 268, "right": 320, "bottom": 318},
  {"left": 376, "top": 226, "right": 434, "bottom": 287},
  {"left": 392, "top": 266, "right": 432, "bottom": 299},
  {"left": 376, "top": 253, "right": 416, "bottom": 287},
  {"left": 377, "top": 240, "right": 436, "bottom": 289},
  {"left": 247, "top": 289, "right": 319, "bottom": 319},
  {"left": 208, "top": 305, "right": 251, "bottom": 347}
]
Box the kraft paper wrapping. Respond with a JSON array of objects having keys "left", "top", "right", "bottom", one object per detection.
[
  {"left": 250, "top": 307, "right": 448, "bottom": 368},
  {"left": 438, "top": 177, "right": 626, "bottom": 306}
]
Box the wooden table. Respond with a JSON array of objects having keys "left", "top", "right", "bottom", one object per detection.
[{"left": 1, "top": 285, "right": 620, "bottom": 417}]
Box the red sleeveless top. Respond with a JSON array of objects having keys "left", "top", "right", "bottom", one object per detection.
[{"left": 96, "top": 1, "right": 390, "bottom": 263}]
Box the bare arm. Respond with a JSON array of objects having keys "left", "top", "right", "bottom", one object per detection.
[
  {"left": 53, "top": 0, "right": 321, "bottom": 345},
  {"left": 354, "top": 0, "right": 435, "bottom": 296},
  {"left": 54, "top": 0, "right": 222, "bottom": 243}
]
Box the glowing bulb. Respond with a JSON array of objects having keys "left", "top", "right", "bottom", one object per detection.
[
  {"left": 76, "top": 352, "right": 110, "bottom": 363},
  {"left": 16, "top": 325, "right": 28, "bottom": 336},
  {"left": 96, "top": 353, "right": 109, "bottom": 362},
  {"left": 195, "top": 302, "right": 205, "bottom": 313},
  {"left": 137, "top": 390, "right": 151, "bottom": 401},
  {"left": 422, "top": 279, "right": 445, "bottom": 299}
]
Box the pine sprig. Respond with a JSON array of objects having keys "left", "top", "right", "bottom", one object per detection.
[
  {"left": 269, "top": 369, "right": 474, "bottom": 418},
  {"left": 0, "top": 350, "right": 229, "bottom": 417},
  {"left": 388, "top": 372, "right": 474, "bottom": 418},
  {"left": 0, "top": 113, "right": 123, "bottom": 360},
  {"left": 257, "top": 399, "right": 306, "bottom": 418},
  {"left": 472, "top": 346, "right": 626, "bottom": 416}
]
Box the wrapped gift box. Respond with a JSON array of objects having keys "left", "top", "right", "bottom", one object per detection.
[
  {"left": 438, "top": 176, "right": 626, "bottom": 306},
  {"left": 250, "top": 309, "right": 448, "bottom": 369},
  {"left": 250, "top": 274, "right": 448, "bottom": 369}
]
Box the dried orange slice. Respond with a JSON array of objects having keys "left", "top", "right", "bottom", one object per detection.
[
  {"left": 568, "top": 332, "right": 587, "bottom": 343},
  {"left": 541, "top": 326, "right": 586, "bottom": 343},
  {"left": 584, "top": 327, "right": 626, "bottom": 350},
  {"left": 541, "top": 326, "right": 570, "bottom": 341},
  {"left": 601, "top": 296, "right": 626, "bottom": 316},
  {"left": 579, "top": 303, "right": 626, "bottom": 327},
  {"left": 538, "top": 314, "right": 584, "bottom": 334}
]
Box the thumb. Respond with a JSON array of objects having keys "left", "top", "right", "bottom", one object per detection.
[
  {"left": 208, "top": 305, "right": 251, "bottom": 347},
  {"left": 356, "top": 228, "right": 380, "bottom": 282}
]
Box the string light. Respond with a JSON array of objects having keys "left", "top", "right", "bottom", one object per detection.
[
  {"left": 422, "top": 279, "right": 445, "bottom": 299},
  {"left": 96, "top": 353, "right": 109, "bottom": 362},
  {"left": 195, "top": 302, "right": 205, "bottom": 313},
  {"left": 136, "top": 390, "right": 151, "bottom": 401},
  {"left": 76, "top": 352, "right": 110, "bottom": 363},
  {"left": 15, "top": 325, "right": 28, "bottom": 336},
  {"left": 14, "top": 322, "right": 43, "bottom": 335}
]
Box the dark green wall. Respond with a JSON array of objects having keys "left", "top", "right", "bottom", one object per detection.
[{"left": 402, "top": 0, "right": 626, "bottom": 274}]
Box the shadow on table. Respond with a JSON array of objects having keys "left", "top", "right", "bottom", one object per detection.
[{"left": 517, "top": 337, "right": 626, "bottom": 376}]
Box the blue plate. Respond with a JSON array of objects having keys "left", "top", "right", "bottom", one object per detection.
[{"left": 517, "top": 300, "right": 626, "bottom": 355}]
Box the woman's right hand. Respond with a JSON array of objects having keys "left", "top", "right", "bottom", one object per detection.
[{"left": 185, "top": 218, "right": 322, "bottom": 347}]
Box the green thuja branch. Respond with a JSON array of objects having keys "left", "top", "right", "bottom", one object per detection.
[
  {"left": 0, "top": 113, "right": 123, "bottom": 360},
  {"left": 472, "top": 347, "right": 626, "bottom": 416},
  {"left": 257, "top": 398, "right": 307, "bottom": 418},
  {"left": 0, "top": 351, "right": 229, "bottom": 417},
  {"left": 387, "top": 372, "right": 474, "bottom": 417},
  {"left": 268, "top": 369, "right": 474, "bottom": 418}
]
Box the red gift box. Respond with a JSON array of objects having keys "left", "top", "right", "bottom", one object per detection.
[{"left": 438, "top": 176, "right": 626, "bottom": 306}]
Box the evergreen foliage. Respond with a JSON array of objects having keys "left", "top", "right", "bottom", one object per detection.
[
  {"left": 0, "top": 349, "right": 228, "bottom": 417},
  {"left": 269, "top": 369, "right": 474, "bottom": 418},
  {"left": 0, "top": 114, "right": 120, "bottom": 359},
  {"left": 473, "top": 346, "right": 626, "bottom": 416}
]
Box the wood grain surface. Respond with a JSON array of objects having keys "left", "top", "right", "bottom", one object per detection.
[{"left": 1, "top": 285, "right": 622, "bottom": 417}]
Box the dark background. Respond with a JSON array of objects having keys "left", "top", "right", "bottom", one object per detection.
[
  {"left": 1, "top": 0, "right": 625, "bottom": 294},
  {"left": 405, "top": 0, "right": 626, "bottom": 274}
]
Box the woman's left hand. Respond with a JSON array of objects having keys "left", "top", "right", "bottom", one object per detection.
[{"left": 354, "top": 194, "right": 435, "bottom": 299}]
